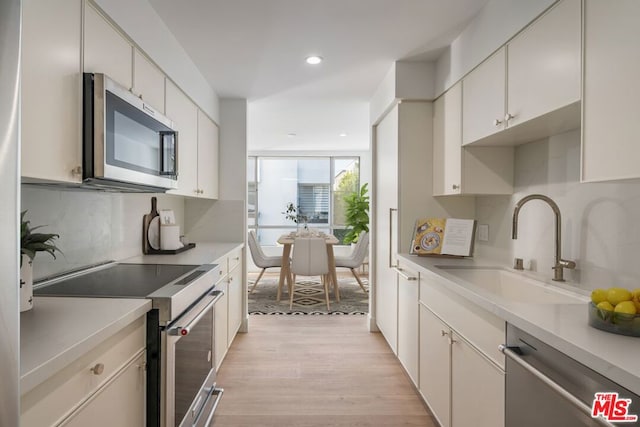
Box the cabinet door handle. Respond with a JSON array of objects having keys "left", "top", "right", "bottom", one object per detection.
[
  {"left": 441, "top": 330, "right": 448, "bottom": 337},
  {"left": 493, "top": 118, "right": 502, "bottom": 126},
  {"left": 90, "top": 363, "right": 105, "bottom": 375},
  {"left": 505, "top": 113, "right": 515, "bottom": 121},
  {"left": 393, "top": 267, "right": 417, "bottom": 281},
  {"left": 71, "top": 166, "right": 82, "bottom": 177},
  {"left": 452, "top": 184, "right": 460, "bottom": 190}
]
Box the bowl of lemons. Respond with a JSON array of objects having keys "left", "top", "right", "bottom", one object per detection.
[{"left": 588, "top": 288, "right": 640, "bottom": 337}]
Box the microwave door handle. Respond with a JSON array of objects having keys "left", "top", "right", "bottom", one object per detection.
[{"left": 159, "top": 131, "right": 177, "bottom": 177}]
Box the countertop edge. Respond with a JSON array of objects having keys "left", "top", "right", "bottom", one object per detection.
[{"left": 397, "top": 253, "right": 640, "bottom": 396}]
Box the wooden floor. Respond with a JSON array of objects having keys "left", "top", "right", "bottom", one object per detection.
[{"left": 213, "top": 316, "right": 438, "bottom": 426}]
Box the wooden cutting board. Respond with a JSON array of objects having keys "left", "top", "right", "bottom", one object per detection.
[{"left": 142, "top": 197, "right": 159, "bottom": 254}]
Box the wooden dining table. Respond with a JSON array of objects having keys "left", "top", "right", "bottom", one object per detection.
[{"left": 276, "top": 233, "right": 340, "bottom": 302}]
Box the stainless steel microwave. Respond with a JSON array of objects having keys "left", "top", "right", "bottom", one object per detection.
[{"left": 82, "top": 73, "right": 178, "bottom": 192}]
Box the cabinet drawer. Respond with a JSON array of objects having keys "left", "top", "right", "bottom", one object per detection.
[
  {"left": 227, "top": 248, "right": 242, "bottom": 273},
  {"left": 214, "top": 257, "right": 228, "bottom": 284},
  {"left": 420, "top": 275, "right": 505, "bottom": 368},
  {"left": 59, "top": 351, "right": 146, "bottom": 427},
  {"left": 21, "top": 316, "right": 146, "bottom": 427}
]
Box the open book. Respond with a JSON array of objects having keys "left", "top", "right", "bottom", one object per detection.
[{"left": 410, "top": 218, "right": 477, "bottom": 257}]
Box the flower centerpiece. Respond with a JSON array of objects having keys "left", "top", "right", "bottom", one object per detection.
[
  {"left": 20, "top": 211, "right": 61, "bottom": 311},
  {"left": 283, "top": 202, "right": 309, "bottom": 232}
]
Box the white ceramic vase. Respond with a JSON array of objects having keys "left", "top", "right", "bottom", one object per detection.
[{"left": 20, "top": 255, "right": 34, "bottom": 312}]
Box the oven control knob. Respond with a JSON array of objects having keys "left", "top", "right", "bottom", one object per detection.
[{"left": 169, "top": 327, "right": 190, "bottom": 336}]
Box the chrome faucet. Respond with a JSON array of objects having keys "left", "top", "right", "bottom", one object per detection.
[{"left": 511, "top": 194, "right": 576, "bottom": 282}]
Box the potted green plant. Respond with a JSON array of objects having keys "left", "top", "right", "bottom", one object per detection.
[
  {"left": 343, "top": 183, "right": 369, "bottom": 244},
  {"left": 20, "top": 211, "right": 60, "bottom": 312}
]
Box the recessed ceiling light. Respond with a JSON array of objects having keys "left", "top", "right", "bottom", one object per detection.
[
  {"left": 287, "top": 133, "right": 297, "bottom": 137},
  {"left": 305, "top": 55, "right": 323, "bottom": 65},
  {"left": 339, "top": 133, "right": 347, "bottom": 137}
]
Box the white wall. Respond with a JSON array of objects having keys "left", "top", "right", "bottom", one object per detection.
[
  {"left": 94, "top": 0, "right": 219, "bottom": 122},
  {"left": 369, "top": 61, "right": 437, "bottom": 124},
  {"left": 474, "top": 129, "right": 640, "bottom": 292},
  {"left": 21, "top": 187, "right": 185, "bottom": 279},
  {"left": 434, "top": 0, "right": 555, "bottom": 96}
]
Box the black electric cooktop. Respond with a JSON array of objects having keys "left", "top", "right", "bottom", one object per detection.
[{"left": 34, "top": 263, "right": 201, "bottom": 298}]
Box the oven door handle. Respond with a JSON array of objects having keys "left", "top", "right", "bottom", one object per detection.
[
  {"left": 499, "top": 345, "right": 615, "bottom": 427},
  {"left": 195, "top": 387, "right": 224, "bottom": 427},
  {"left": 168, "top": 290, "right": 224, "bottom": 336}
]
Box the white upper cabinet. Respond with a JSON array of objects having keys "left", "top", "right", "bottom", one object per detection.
[
  {"left": 435, "top": 82, "right": 514, "bottom": 196},
  {"left": 83, "top": 3, "right": 132, "bottom": 89},
  {"left": 462, "top": 0, "right": 581, "bottom": 146},
  {"left": 21, "top": 0, "right": 82, "bottom": 183},
  {"left": 506, "top": 0, "right": 581, "bottom": 128},
  {"left": 166, "top": 81, "right": 199, "bottom": 197},
  {"left": 462, "top": 48, "right": 506, "bottom": 145},
  {"left": 132, "top": 49, "right": 166, "bottom": 114},
  {"left": 197, "top": 110, "right": 220, "bottom": 199},
  {"left": 582, "top": 0, "right": 640, "bottom": 182},
  {"left": 434, "top": 82, "right": 463, "bottom": 195}
]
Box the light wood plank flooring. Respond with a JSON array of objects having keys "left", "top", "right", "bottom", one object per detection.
[{"left": 213, "top": 316, "right": 437, "bottom": 426}]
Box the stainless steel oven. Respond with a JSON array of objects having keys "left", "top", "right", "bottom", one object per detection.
[
  {"left": 34, "top": 262, "right": 225, "bottom": 427},
  {"left": 163, "top": 288, "right": 224, "bottom": 427}
]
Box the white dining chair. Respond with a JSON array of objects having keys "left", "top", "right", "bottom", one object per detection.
[
  {"left": 334, "top": 231, "right": 369, "bottom": 293},
  {"left": 247, "top": 231, "right": 284, "bottom": 294},
  {"left": 290, "top": 237, "right": 330, "bottom": 310}
]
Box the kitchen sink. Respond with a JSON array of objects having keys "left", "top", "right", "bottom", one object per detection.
[{"left": 435, "top": 266, "right": 588, "bottom": 304}]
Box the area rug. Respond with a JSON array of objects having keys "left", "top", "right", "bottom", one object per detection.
[{"left": 248, "top": 274, "right": 369, "bottom": 315}]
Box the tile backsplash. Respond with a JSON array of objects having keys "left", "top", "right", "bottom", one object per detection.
[
  {"left": 475, "top": 129, "right": 640, "bottom": 291},
  {"left": 21, "top": 186, "right": 185, "bottom": 279}
]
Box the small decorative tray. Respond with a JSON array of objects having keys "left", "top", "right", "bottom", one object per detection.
[
  {"left": 587, "top": 302, "right": 640, "bottom": 337},
  {"left": 146, "top": 243, "right": 196, "bottom": 255}
]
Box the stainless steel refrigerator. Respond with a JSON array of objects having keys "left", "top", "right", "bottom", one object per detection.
[{"left": 0, "top": 0, "right": 21, "bottom": 425}]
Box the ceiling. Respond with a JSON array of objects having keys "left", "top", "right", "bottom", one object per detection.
[{"left": 148, "top": 0, "right": 490, "bottom": 151}]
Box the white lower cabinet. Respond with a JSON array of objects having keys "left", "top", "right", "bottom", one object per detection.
[
  {"left": 61, "top": 351, "right": 146, "bottom": 427},
  {"left": 450, "top": 331, "right": 504, "bottom": 427},
  {"left": 21, "top": 316, "right": 146, "bottom": 427},
  {"left": 397, "top": 267, "right": 419, "bottom": 385},
  {"left": 227, "top": 251, "right": 243, "bottom": 345},
  {"left": 419, "top": 304, "right": 451, "bottom": 427},
  {"left": 213, "top": 246, "right": 245, "bottom": 369},
  {"left": 418, "top": 272, "right": 506, "bottom": 427}
]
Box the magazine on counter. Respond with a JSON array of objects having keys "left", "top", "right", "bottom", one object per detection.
[{"left": 410, "top": 218, "right": 477, "bottom": 257}]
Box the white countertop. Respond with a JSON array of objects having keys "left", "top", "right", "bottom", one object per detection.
[
  {"left": 398, "top": 253, "right": 640, "bottom": 395},
  {"left": 20, "top": 297, "right": 151, "bottom": 394},
  {"left": 124, "top": 242, "right": 243, "bottom": 266}
]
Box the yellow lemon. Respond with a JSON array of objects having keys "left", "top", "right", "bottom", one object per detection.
[
  {"left": 596, "top": 301, "right": 614, "bottom": 312},
  {"left": 591, "top": 288, "right": 608, "bottom": 304},
  {"left": 607, "top": 287, "right": 632, "bottom": 306},
  {"left": 614, "top": 301, "right": 637, "bottom": 315},
  {"left": 632, "top": 289, "right": 640, "bottom": 299},
  {"left": 633, "top": 296, "right": 640, "bottom": 313}
]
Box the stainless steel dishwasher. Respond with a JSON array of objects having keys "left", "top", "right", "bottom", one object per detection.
[{"left": 502, "top": 324, "right": 639, "bottom": 427}]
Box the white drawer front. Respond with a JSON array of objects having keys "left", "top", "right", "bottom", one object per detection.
[
  {"left": 420, "top": 276, "right": 505, "bottom": 368},
  {"left": 21, "top": 316, "right": 146, "bottom": 427}
]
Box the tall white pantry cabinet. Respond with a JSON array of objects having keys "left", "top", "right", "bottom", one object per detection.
[{"left": 373, "top": 101, "right": 473, "bottom": 352}]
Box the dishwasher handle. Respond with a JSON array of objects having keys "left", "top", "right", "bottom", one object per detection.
[{"left": 499, "top": 344, "right": 615, "bottom": 427}]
